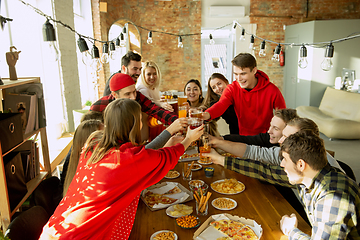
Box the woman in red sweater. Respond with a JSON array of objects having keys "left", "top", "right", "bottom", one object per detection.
[{"left": 39, "top": 98, "right": 203, "bottom": 240}]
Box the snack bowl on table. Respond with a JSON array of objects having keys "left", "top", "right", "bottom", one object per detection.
[
  {"left": 150, "top": 230, "right": 178, "bottom": 240},
  {"left": 189, "top": 180, "right": 204, "bottom": 188},
  {"left": 175, "top": 215, "right": 201, "bottom": 229},
  {"left": 189, "top": 182, "right": 208, "bottom": 197}
]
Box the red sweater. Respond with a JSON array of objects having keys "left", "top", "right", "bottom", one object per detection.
[
  {"left": 39, "top": 142, "right": 184, "bottom": 240},
  {"left": 206, "top": 70, "right": 286, "bottom": 136}
]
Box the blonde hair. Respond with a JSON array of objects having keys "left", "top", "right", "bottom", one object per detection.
[
  {"left": 63, "top": 119, "right": 103, "bottom": 196},
  {"left": 84, "top": 99, "right": 142, "bottom": 165},
  {"left": 139, "top": 61, "right": 161, "bottom": 89}
]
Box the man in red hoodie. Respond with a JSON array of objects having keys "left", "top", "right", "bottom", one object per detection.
[{"left": 203, "top": 53, "right": 286, "bottom": 136}]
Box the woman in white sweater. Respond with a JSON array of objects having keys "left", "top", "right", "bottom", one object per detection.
[{"left": 136, "top": 61, "right": 172, "bottom": 111}]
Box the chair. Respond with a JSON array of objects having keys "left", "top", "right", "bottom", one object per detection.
[
  {"left": 336, "top": 160, "right": 356, "bottom": 182},
  {"left": 5, "top": 206, "right": 49, "bottom": 240},
  {"left": 32, "top": 176, "right": 63, "bottom": 216}
]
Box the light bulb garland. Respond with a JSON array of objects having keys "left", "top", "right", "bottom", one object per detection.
[
  {"left": 209, "top": 34, "right": 215, "bottom": 45},
  {"left": 17, "top": 0, "right": 360, "bottom": 71}
]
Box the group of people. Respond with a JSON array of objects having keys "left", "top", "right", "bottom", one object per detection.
[{"left": 37, "top": 50, "right": 360, "bottom": 239}]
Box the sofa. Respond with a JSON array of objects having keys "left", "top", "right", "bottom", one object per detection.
[{"left": 296, "top": 87, "right": 360, "bottom": 140}]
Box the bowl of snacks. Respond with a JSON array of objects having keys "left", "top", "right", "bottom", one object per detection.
[
  {"left": 166, "top": 204, "right": 193, "bottom": 218},
  {"left": 189, "top": 180, "right": 204, "bottom": 188},
  {"left": 175, "top": 215, "right": 200, "bottom": 229},
  {"left": 189, "top": 180, "right": 208, "bottom": 196}
]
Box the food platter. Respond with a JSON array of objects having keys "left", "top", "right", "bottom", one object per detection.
[
  {"left": 166, "top": 204, "right": 193, "bottom": 218},
  {"left": 164, "top": 170, "right": 180, "bottom": 179},
  {"left": 191, "top": 163, "right": 202, "bottom": 171},
  {"left": 211, "top": 197, "right": 237, "bottom": 210},
  {"left": 150, "top": 230, "right": 178, "bottom": 240},
  {"left": 210, "top": 179, "right": 245, "bottom": 195}
]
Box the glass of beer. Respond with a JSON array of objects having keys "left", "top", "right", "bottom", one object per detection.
[
  {"left": 178, "top": 95, "right": 188, "bottom": 118},
  {"left": 188, "top": 108, "right": 203, "bottom": 129},
  {"left": 167, "top": 96, "right": 178, "bottom": 115},
  {"left": 199, "top": 135, "right": 211, "bottom": 164}
]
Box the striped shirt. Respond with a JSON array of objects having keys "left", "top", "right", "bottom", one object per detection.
[{"left": 224, "top": 157, "right": 360, "bottom": 239}]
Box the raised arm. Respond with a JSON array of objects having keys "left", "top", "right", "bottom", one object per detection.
[
  {"left": 137, "top": 91, "right": 177, "bottom": 125},
  {"left": 208, "top": 135, "right": 247, "bottom": 158}
]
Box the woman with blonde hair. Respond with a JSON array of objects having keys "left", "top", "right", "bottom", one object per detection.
[
  {"left": 136, "top": 61, "right": 172, "bottom": 111},
  {"left": 203, "top": 73, "right": 239, "bottom": 134},
  {"left": 39, "top": 98, "right": 203, "bottom": 240},
  {"left": 136, "top": 61, "right": 173, "bottom": 140}
]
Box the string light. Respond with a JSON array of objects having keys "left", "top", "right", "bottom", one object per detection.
[
  {"left": 91, "top": 44, "right": 102, "bottom": 72},
  {"left": 77, "top": 36, "right": 91, "bottom": 65},
  {"left": 298, "top": 45, "right": 308, "bottom": 69},
  {"left": 240, "top": 28, "right": 246, "bottom": 41},
  {"left": 101, "top": 42, "right": 109, "bottom": 64},
  {"left": 42, "top": 19, "right": 59, "bottom": 61},
  {"left": 321, "top": 42, "right": 334, "bottom": 71},
  {"left": 259, "top": 40, "right": 266, "bottom": 57},
  {"left": 178, "top": 36, "right": 183, "bottom": 48},
  {"left": 109, "top": 42, "right": 116, "bottom": 60},
  {"left": 249, "top": 35, "right": 255, "bottom": 49},
  {"left": 209, "top": 34, "right": 215, "bottom": 45},
  {"left": 272, "top": 44, "right": 282, "bottom": 62},
  {"left": 17, "top": 0, "right": 360, "bottom": 70},
  {"left": 120, "top": 33, "right": 126, "bottom": 47},
  {"left": 147, "top": 31, "right": 153, "bottom": 44},
  {"left": 115, "top": 37, "right": 120, "bottom": 49}
]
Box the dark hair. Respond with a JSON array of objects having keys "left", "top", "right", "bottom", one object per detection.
[
  {"left": 203, "top": 73, "right": 229, "bottom": 108},
  {"left": 121, "top": 51, "right": 142, "bottom": 67},
  {"left": 184, "top": 79, "right": 204, "bottom": 106},
  {"left": 280, "top": 132, "right": 327, "bottom": 170},
  {"left": 231, "top": 53, "right": 257, "bottom": 71},
  {"left": 274, "top": 109, "right": 298, "bottom": 125},
  {"left": 81, "top": 111, "right": 104, "bottom": 123},
  {"left": 287, "top": 118, "right": 319, "bottom": 136}
]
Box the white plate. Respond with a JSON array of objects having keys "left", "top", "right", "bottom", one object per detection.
[
  {"left": 191, "top": 163, "right": 202, "bottom": 171},
  {"left": 197, "top": 160, "right": 212, "bottom": 165},
  {"left": 165, "top": 204, "right": 193, "bottom": 218},
  {"left": 210, "top": 179, "right": 245, "bottom": 195},
  {"left": 211, "top": 197, "right": 237, "bottom": 210},
  {"left": 150, "top": 230, "right": 178, "bottom": 240},
  {"left": 164, "top": 170, "right": 180, "bottom": 179}
]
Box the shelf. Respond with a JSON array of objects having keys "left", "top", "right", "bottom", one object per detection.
[
  {"left": 10, "top": 172, "right": 48, "bottom": 216},
  {"left": 0, "top": 77, "right": 40, "bottom": 90},
  {"left": 0, "top": 77, "right": 50, "bottom": 231},
  {"left": 2, "top": 128, "right": 42, "bottom": 157}
]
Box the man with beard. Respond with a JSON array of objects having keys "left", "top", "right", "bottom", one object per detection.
[
  {"left": 91, "top": 73, "right": 177, "bottom": 127},
  {"left": 103, "top": 51, "right": 142, "bottom": 96},
  {"left": 93, "top": 52, "right": 177, "bottom": 127}
]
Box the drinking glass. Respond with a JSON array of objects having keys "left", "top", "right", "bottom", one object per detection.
[
  {"left": 178, "top": 95, "right": 188, "bottom": 118},
  {"left": 182, "top": 162, "right": 192, "bottom": 181},
  {"left": 199, "top": 135, "right": 211, "bottom": 163},
  {"left": 196, "top": 199, "right": 208, "bottom": 216},
  {"left": 188, "top": 108, "right": 203, "bottom": 129},
  {"left": 167, "top": 97, "right": 178, "bottom": 115}
]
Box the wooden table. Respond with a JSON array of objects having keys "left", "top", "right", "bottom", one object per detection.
[{"left": 129, "top": 162, "right": 312, "bottom": 239}]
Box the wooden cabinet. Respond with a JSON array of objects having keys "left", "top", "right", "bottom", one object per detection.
[{"left": 0, "top": 77, "right": 51, "bottom": 230}]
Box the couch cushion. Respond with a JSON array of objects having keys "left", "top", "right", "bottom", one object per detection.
[
  {"left": 319, "top": 87, "right": 360, "bottom": 121},
  {"left": 297, "top": 105, "right": 360, "bottom": 139}
]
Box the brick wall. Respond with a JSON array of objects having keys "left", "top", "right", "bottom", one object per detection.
[
  {"left": 92, "top": 0, "right": 201, "bottom": 94},
  {"left": 250, "top": 0, "right": 360, "bottom": 91}
]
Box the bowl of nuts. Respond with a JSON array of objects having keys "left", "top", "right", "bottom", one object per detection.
[{"left": 175, "top": 215, "right": 200, "bottom": 229}]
